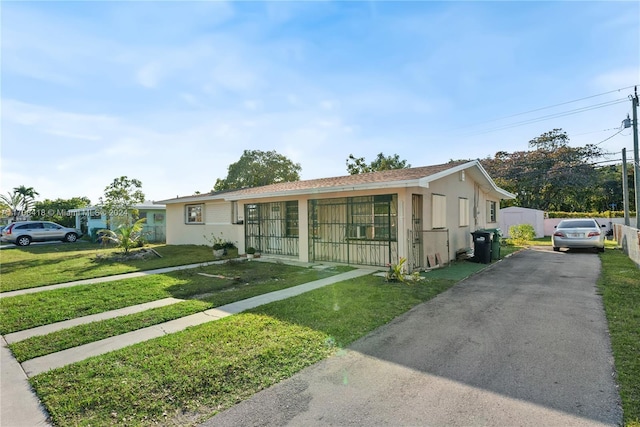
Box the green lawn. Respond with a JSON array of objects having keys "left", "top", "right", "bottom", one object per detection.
[
  {"left": 6, "top": 242, "right": 637, "bottom": 426},
  {"left": 1, "top": 261, "right": 352, "bottom": 334},
  {"left": 597, "top": 248, "right": 640, "bottom": 427},
  {"left": 28, "top": 271, "right": 459, "bottom": 426},
  {"left": 0, "top": 243, "right": 228, "bottom": 292}
]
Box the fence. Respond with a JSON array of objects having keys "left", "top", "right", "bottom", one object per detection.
[
  {"left": 142, "top": 225, "right": 166, "bottom": 243},
  {"left": 613, "top": 224, "right": 640, "bottom": 268}
]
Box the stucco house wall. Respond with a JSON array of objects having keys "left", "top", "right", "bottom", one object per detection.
[
  {"left": 160, "top": 160, "right": 513, "bottom": 269},
  {"left": 165, "top": 200, "right": 241, "bottom": 247}
]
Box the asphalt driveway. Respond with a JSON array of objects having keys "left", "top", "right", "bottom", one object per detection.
[{"left": 203, "top": 247, "right": 622, "bottom": 426}]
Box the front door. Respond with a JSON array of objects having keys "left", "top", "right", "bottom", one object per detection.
[{"left": 410, "top": 194, "right": 423, "bottom": 270}]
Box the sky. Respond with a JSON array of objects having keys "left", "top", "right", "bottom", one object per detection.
[{"left": 1, "top": 1, "right": 639, "bottom": 205}]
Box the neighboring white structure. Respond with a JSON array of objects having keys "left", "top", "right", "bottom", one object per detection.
[
  {"left": 158, "top": 160, "right": 515, "bottom": 270},
  {"left": 499, "top": 206, "right": 545, "bottom": 238}
]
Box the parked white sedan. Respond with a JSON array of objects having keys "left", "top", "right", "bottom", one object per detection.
[{"left": 552, "top": 219, "right": 606, "bottom": 253}]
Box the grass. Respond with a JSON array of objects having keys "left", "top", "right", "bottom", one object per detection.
[
  {"left": 29, "top": 272, "right": 459, "bottom": 426},
  {"left": 8, "top": 301, "right": 209, "bottom": 362},
  {"left": 9, "top": 241, "right": 637, "bottom": 426},
  {"left": 0, "top": 261, "right": 352, "bottom": 335},
  {"left": 0, "top": 243, "right": 229, "bottom": 292},
  {"left": 597, "top": 248, "right": 640, "bottom": 427}
]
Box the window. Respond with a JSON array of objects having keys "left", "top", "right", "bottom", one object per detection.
[
  {"left": 185, "top": 204, "right": 203, "bottom": 224},
  {"left": 347, "top": 195, "right": 397, "bottom": 240},
  {"left": 459, "top": 198, "right": 469, "bottom": 227},
  {"left": 18, "top": 222, "right": 43, "bottom": 230},
  {"left": 138, "top": 212, "right": 148, "bottom": 220},
  {"left": 487, "top": 201, "right": 497, "bottom": 223},
  {"left": 432, "top": 194, "right": 446, "bottom": 229},
  {"left": 246, "top": 204, "right": 258, "bottom": 224},
  {"left": 43, "top": 222, "right": 61, "bottom": 230},
  {"left": 231, "top": 201, "right": 240, "bottom": 224},
  {"left": 286, "top": 201, "right": 299, "bottom": 237}
]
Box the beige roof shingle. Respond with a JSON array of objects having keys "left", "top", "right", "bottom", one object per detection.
[
  {"left": 224, "top": 160, "right": 469, "bottom": 198},
  {"left": 158, "top": 159, "right": 514, "bottom": 203}
]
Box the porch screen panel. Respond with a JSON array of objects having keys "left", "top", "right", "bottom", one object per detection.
[
  {"left": 244, "top": 202, "right": 299, "bottom": 256},
  {"left": 309, "top": 195, "right": 398, "bottom": 267}
]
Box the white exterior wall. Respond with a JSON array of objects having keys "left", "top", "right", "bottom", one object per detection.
[
  {"left": 165, "top": 201, "right": 241, "bottom": 247},
  {"left": 164, "top": 168, "right": 507, "bottom": 265},
  {"left": 425, "top": 172, "right": 501, "bottom": 260},
  {"left": 544, "top": 217, "right": 635, "bottom": 237},
  {"left": 500, "top": 207, "right": 545, "bottom": 238}
]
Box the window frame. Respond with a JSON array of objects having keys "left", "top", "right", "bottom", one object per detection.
[
  {"left": 487, "top": 200, "right": 497, "bottom": 223},
  {"left": 347, "top": 195, "right": 397, "bottom": 241},
  {"left": 459, "top": 197, "right": 470, "bottom": 227},
  {"left": 185, "top": 204, "right": 204, "bottom": 224},
  {"left": 432, "top": 194, "right": 447, "bottom": 229}
]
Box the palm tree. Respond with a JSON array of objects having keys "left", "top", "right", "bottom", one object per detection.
[
  {"left": 13, "top": 186, "right": 39, "bottom": 213},
  {"left": 0, "top": 192, "right": 25, "bottom": 221},
  {"left": 99, "top": 218, "right": 147, "bottom": 254}
]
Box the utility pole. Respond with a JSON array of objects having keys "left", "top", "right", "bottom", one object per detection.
[
  {"left": 622, "top": 148, "right": 630, "bottom": 226},
  {"left": 632, "top": 86, "right": 640, "bottom": 229}
]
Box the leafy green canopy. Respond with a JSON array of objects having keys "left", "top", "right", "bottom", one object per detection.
[
  {"left": 214, "top": 150, "right": 302, "bottom": 191},
  {"left": 32, "top": 197, "right": 91, "bottom": 227},
  {"left": 481, "top": 129, "right": 613, "bottom": 212},
  {"left": 98, "top": 176, "right": 145, "bottom": 227},
  {"left": 346, "top": 153, "right": 410, "bottom": 175}
]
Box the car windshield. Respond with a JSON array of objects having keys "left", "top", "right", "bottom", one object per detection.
[{"left": 558, "top": 220, "right": 596, "bottom": 229}]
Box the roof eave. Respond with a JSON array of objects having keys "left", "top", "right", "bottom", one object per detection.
[{"left": 224, "top": 179, "right": 427, "bottom": 201}]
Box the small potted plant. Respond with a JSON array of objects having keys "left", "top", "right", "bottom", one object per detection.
[
  {"left": 204, "top": 233, "right": 226, "bottom": 258},
  {"left": 246, "top": 246, "right": 256, "bottom": 259}
]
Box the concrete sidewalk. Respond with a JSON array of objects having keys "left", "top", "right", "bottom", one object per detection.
[{"left": 1, "top": 263, "right": 374, "bottom": 426}]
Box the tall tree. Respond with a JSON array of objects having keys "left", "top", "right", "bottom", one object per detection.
[
  {"left": 99, "top": 177, "right": 145, "bottom": 227},
  {"left": 214, "top": 150, "right": 302, "bottom": 191},
  {"left": 346, "top": 153, "right": 411, "bottom": 175},
  {"left": 482, "top": 129, "right": 603, "bottom": 211}
]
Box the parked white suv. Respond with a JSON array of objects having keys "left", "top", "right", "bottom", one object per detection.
[{"left": 1, "top": 221, "right": 83, "bottom": 246}]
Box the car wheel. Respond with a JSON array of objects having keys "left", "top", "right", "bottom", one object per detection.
[
  {"left": 16, "top": 236, "right": 31, "bottom": 246},
  {"left": 65, "top": 233, "right": 78, "bottom": 243},
  {"left": 598, "top": 247, "right": 605, "bottom": 253},
  {"left": 553, "top": 247, "right": 560, "bottom": 252}
]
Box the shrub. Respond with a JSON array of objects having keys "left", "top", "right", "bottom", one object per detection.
[
  {"left": 99, "top": 218, "right": 147, "bottom": 254},
  {"left": 508, "top": 224, "right": 536, "bottom": 246}
]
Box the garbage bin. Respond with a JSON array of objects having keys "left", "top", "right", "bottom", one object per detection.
[
  {"left": 484, "top": 228, "right": 502, "bottom": 260},
  {"left": 471, "top": 231, "right": 492, "bottom": 264}
]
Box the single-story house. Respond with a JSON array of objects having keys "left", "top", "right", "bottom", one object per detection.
[
  {"left": 499, "top": 206, "right": 545, "bottom": 238},
  {"left": 68, "top": 201, "right": 166, "bottom": 242},
  {"left": 158, "top": 160, "right": 515, "bottom": 271}
]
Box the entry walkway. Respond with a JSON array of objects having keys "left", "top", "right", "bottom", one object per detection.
[{"left": 1, "top": 260, "right": 374, "bottom": 426}]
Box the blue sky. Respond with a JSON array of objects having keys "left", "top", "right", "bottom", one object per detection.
[{"left": 2, "top": 1, "right": 638, "bottom": 204}]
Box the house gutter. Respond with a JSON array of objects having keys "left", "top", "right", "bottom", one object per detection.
[{"left": 222, "top": 179, "right": 429, "bottom": 201}]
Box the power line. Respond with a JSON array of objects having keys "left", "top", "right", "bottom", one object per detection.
[
  {"left": 461, "top": 85, "right": 638, "bottom": 130},
  {"left": 466, "top": 98, "right": 628, "bottom": 136},
  {"left": 594, "top": 128, "right": 625, "bottom": 146},
  {"left": 573, "top": 127, "right": 624, "bottom": 137}
]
